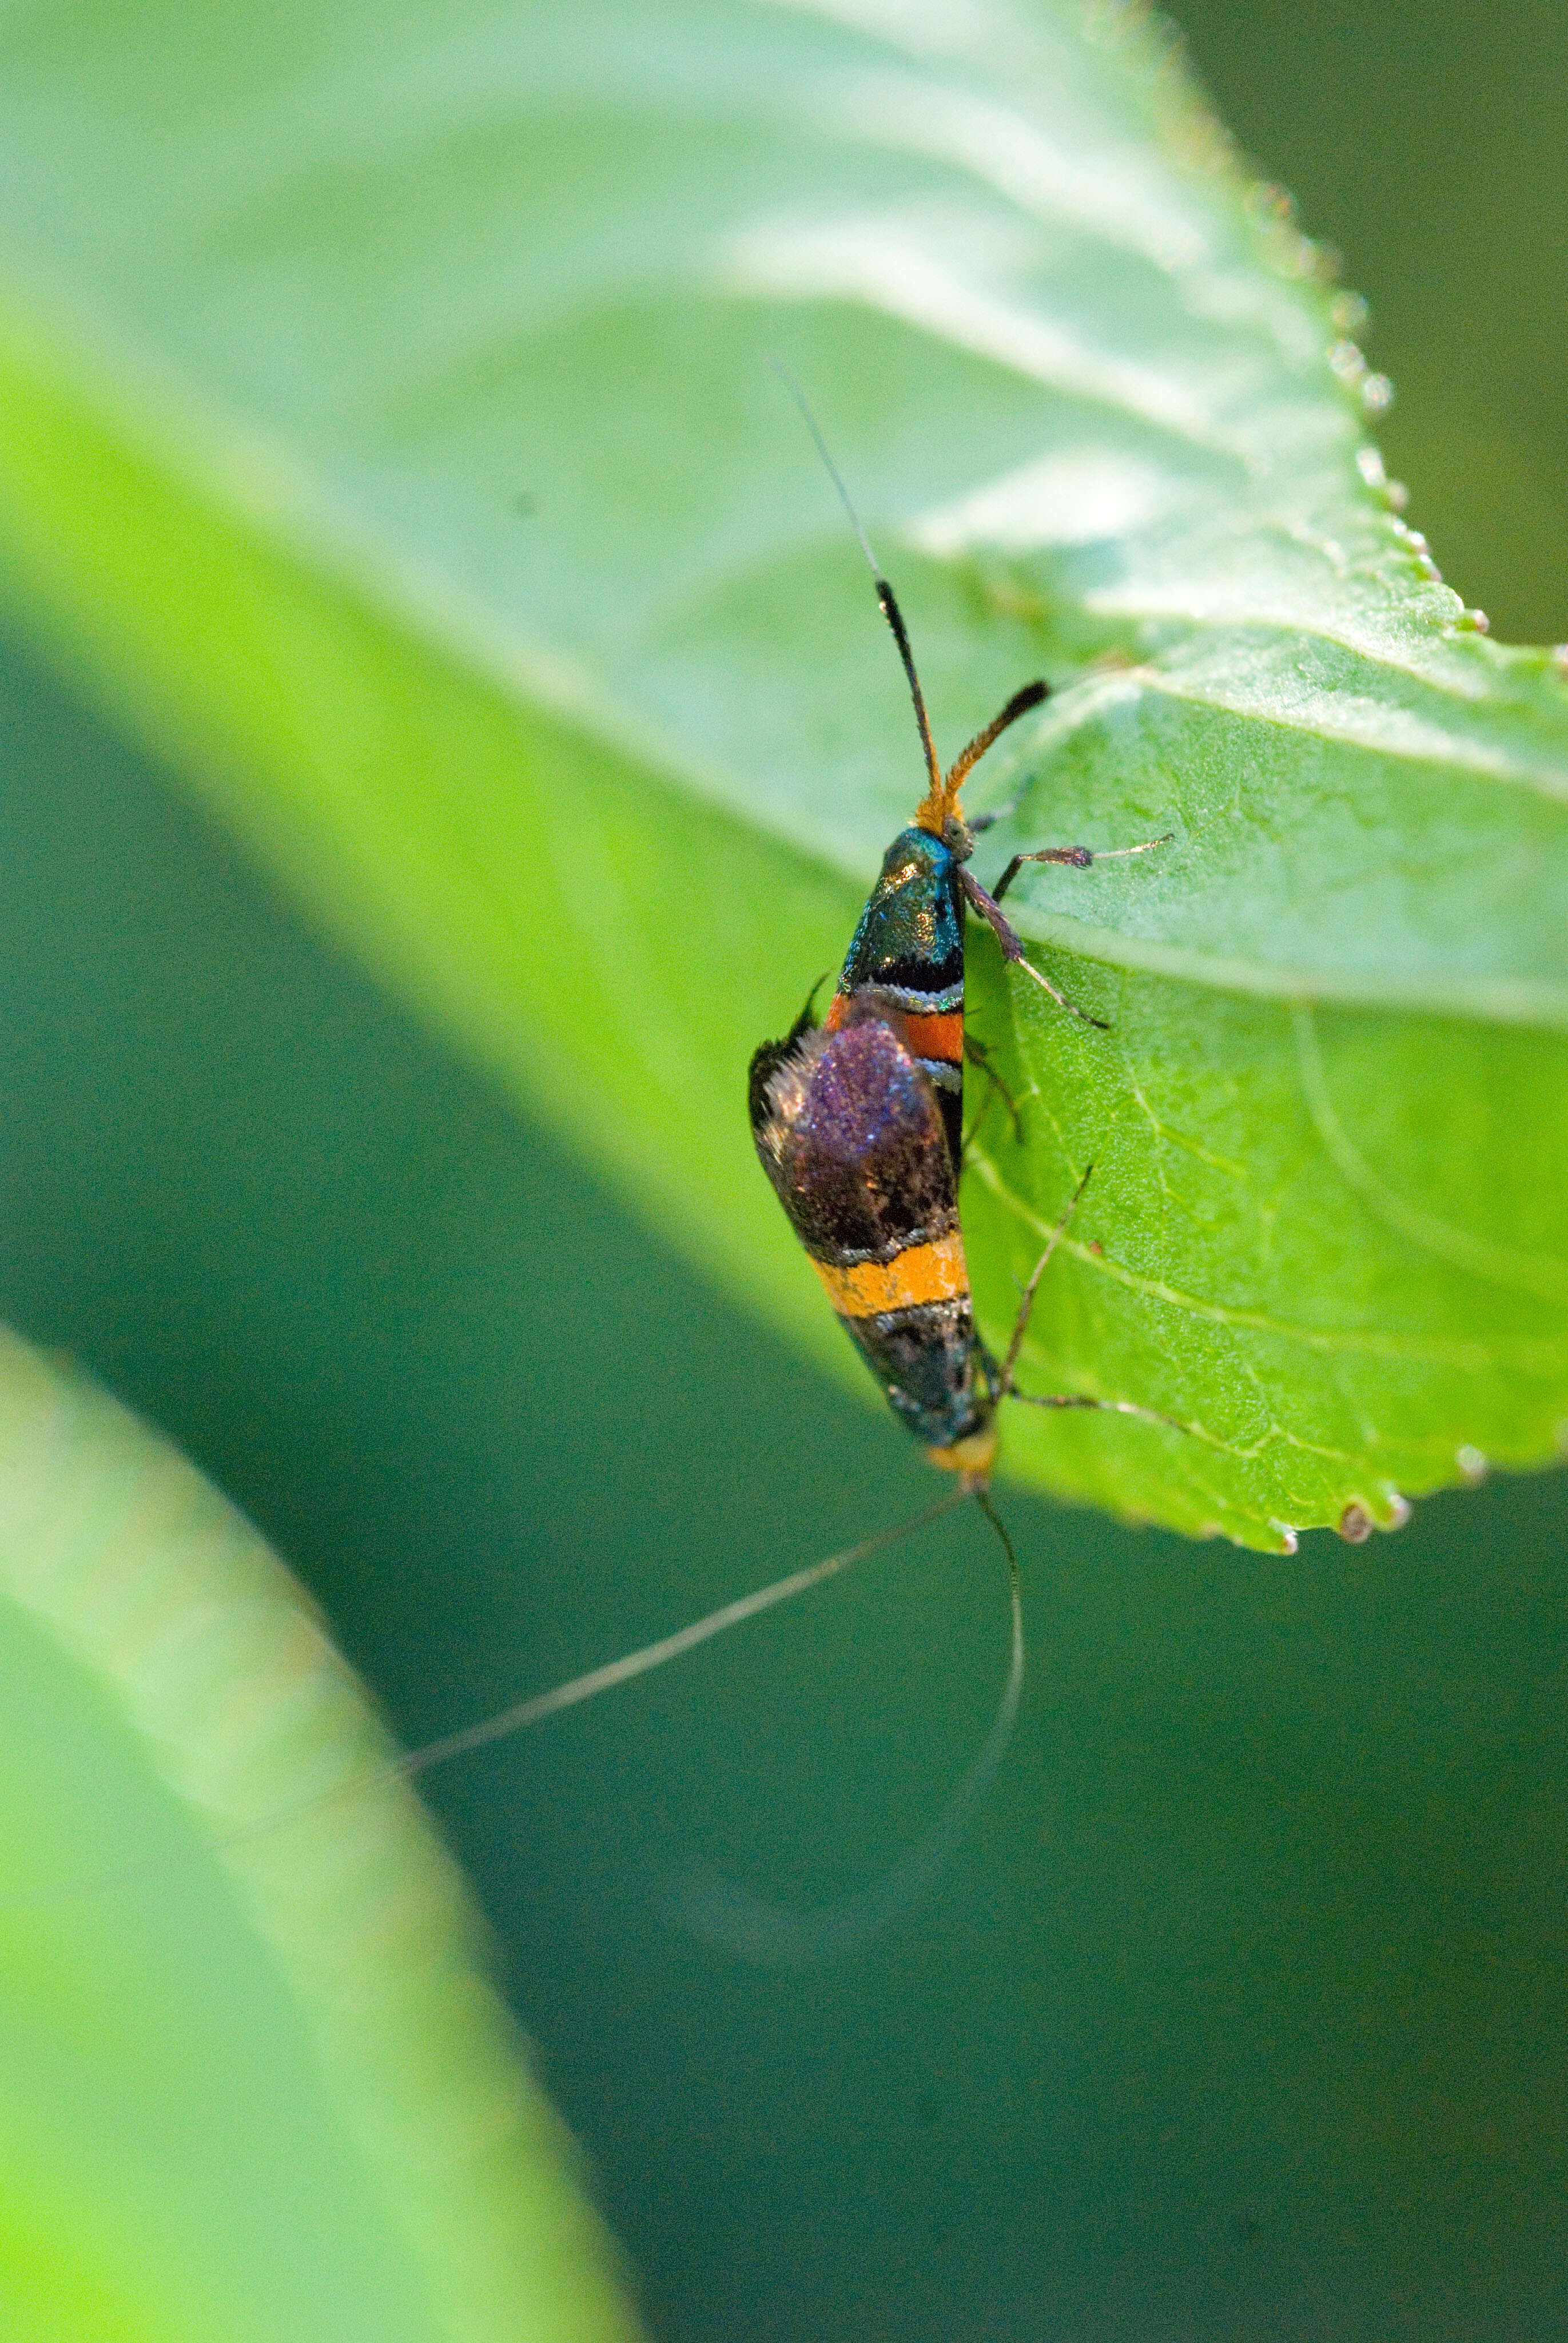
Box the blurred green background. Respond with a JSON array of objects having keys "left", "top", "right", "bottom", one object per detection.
[{"left": 1, "top": 1, "right": 1566, "bottom": 2337}]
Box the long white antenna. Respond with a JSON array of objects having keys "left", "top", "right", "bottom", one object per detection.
[
  {"left": 670, "top": 1513, "right": 1024, "bottom": 1965},
  {"left": 769, "top": 356, "right": 945, "bottom": 808},
  {"left": 0, "top": 1490, "right": 973, "bottom": 1909}
]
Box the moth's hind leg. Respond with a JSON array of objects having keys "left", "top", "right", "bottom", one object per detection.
[
  {"left": 995, "top": 1166, "right": 1194, "bottom": 1441},
  {"left": 974, "top": 1332, "right": 1005, "bottom": 1411},
  {"left": 961, "top": 1031, "right": 1022, "bottom": 1151},
  {"left": 991, "top": 1165, "right": 1095, "bottom": 1395},
  {"left": 1008, "top": 1388, "right": 1193, "bottom": 1439}
]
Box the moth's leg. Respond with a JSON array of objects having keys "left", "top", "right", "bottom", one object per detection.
[
  {"left": 966, "top": 797, "right": 1016, "bottom": 837},
  {"left": 991, "top": 832, "right": 1171, "bottom": 904},
  {"left": 962, "top": 1031, "right": 1022, "bottom": 1145},
  {"left": 995, "top": 1174, "right": 1193, "bottom": 1437},
  {"left": 992, "top": 1166, "right": 1093, "bottom": 1395},
  {"left": 1008, "top": 1391, "right": 1192, "bottom": 1438},
  {"left": 974, "top": 1332, "right": 1005, "bottom": 1409},
  {"left": 959, "top": 869, "right": 1107, "bottom": 1030}
]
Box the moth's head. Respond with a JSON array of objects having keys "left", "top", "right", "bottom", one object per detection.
[{"left": 941, "top": 809, "right": 975, "bottom": 865}]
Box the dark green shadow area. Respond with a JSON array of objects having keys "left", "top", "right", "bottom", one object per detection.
[
  {"left": 3, "top": 619, "right": 1567, "bottom": 2340},
  {"left": 1175, "top": 0, "right": 1568, "bottom": 649}
]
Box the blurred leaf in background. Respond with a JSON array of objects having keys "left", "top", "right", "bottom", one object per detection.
[
  {"left": 0, "top": 1328, "right": 643, "bottom": 2343},
  {"left": 1, "top": 1, "right": 1567, "bottom": 2339}
]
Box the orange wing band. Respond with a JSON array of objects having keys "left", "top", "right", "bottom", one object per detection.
[
  {"left": 812, "top": 1230, "right": 970, "bottom": 1319},
  {"left": 899, "top": 1010, "right": 962, "bottom": 1065},
  {"left": 823, "top": 995, "right": 962, "bottom": 1066}
]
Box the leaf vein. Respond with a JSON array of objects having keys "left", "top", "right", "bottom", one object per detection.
[
  {"left": 1292, "top": 1004, "right": 1568, "bottom": 1305},
  {"left": 968, "top": 1149, "right": 1568, "bottom": 1372}
]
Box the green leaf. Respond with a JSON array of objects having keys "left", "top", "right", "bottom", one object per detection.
[
  {"left": 0, "top": 0, "right": 1563, "bottom": 1548},
  {"left": 0, "top": 1325, "right": 644, "bottom": 2343}
]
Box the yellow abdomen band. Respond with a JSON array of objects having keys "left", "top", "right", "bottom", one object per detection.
[{"left": 811, "top": 1230, "right": 969, "bottom": 1319}]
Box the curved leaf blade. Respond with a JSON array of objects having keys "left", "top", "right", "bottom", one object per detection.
[
  {"left": 0, "top": 0, "right": 1563, "bottom": 1544},
  {"left": 0, "top": 1327, "right": 644, "bottom": 2343}
]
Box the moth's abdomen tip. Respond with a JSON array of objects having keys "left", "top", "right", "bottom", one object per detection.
[{"left": 927, "top": 1424, "right": 998, "bottom": 1483}]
